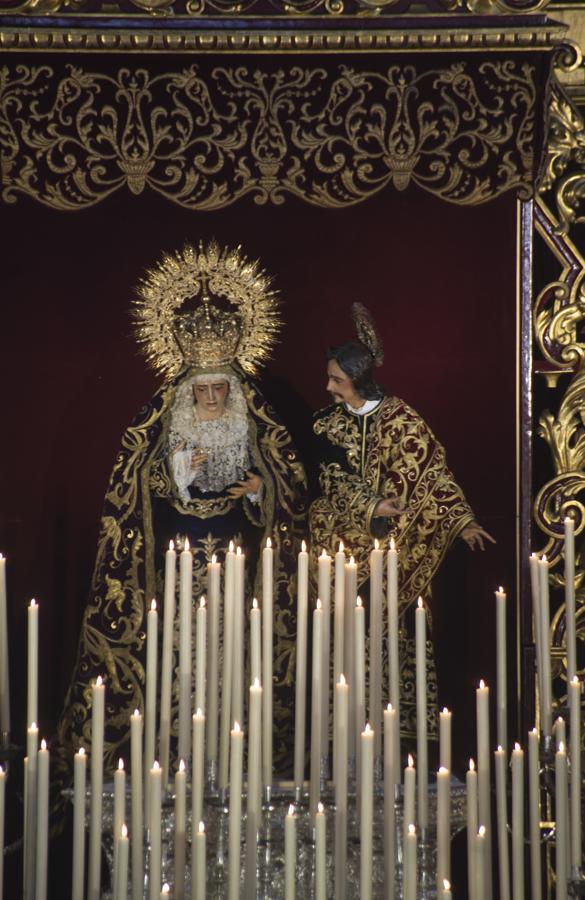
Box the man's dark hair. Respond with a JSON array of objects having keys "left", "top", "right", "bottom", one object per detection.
[{"left": 327, "top": 342, "right": 384, "bottom": 401}]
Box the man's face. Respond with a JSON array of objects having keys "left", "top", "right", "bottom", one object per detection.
[
  {"left": 326, "top": 359, "right": 364, "bottom": 408},
  {"left": 193, "top": 380, "right": 229, "bottom": 419}
]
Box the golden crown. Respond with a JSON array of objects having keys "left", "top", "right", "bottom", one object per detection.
[{"left": 133, "top": 241, "right": 281, "bottom": 380}]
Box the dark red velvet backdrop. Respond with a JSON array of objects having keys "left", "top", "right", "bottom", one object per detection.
[{"left": 1, "top": 185, "right": 517, "bottom": 772}]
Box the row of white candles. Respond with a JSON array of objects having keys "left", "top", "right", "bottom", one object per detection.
[{"left": 7, "top": 519, "right": 584, "bottom": 898}]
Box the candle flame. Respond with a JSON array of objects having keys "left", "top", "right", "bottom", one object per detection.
[
  {"left": 96, "top": 676, "right": 103, "bottom": 687},
  {"left": 266, "top": 536, "right": 272, "bottom": 549},
  {"left": 211, "top": 554, "right": 217, "bottom": 564},
  {"left": 356, "top": 596, "right": 362, "bottom": 607},
  {"left": 442, "top": 707, "right": 449, "bottom": 715},
  {"left": 531, "top": 727, "right": 538, "bottom": 735},
  {"left": 541, "top": 554, "right": 547, "bottom": 563},
  {"left": 179, "top": 759, "right": 185, "bottom": 772},
  {"left": 417, "top": 596, "right": 423, "bottom": 609},
  {"left": 408, "top": 754, "right": 414, "bottom": 768},
  {"left": 365, "top": 723, "right": 372, "bottom": 734},
  {"left": 153, "top": 761, "right": 160, "bottom": 770},
  {"left": 41, "top": 739, "right": 47, "bottom": 751},
  {"left": 572, "top": 675, "right": 580, "bottom": 685},
  {"left": 184, "top": 537, "right": 190, "bottom": 552},
  {"left": 316, "top": 598, "right": 322, "bottom": 610},
  {"left": 30, "top": 722, "right": 37, "bottom": 730},
  {"left": 162, "top": 885, "right": 170, "bottom": 896},
  {"left": 559, "top": 741, "right": 565, "bottom": 752},
  {"left": 374, "top": 538, "right": 379, "bottom": 550},
  {"left": 478, "top": 826, "right": 486, "bottom": 836},
  {"left": 390, "top": 537, "right": 395, "bottom": 551},
  {"left": 497, "top": 745, "right": 503, "bottom": 752},
  {"left": 253, "top": 677, "right": 260, "bottom": 689},
  {"left": 234, "top": 721, "right": 241, "bottom": 732},
  {"left": 30, "top": 598, "right": 37, "bottom": 607},
  {"left": 288, "top": 804, "right": 295, "bottom": 816},
  {"left": 199, "top": 821, "right": 205, "bottom": 834},
  {"left": 321, "top": 548, "right": 327, "bottom": 558},
  {"left": 169, "top": 540, "right": 174, "bottom": 551},
  {"left": 556, "top": 716, "right": 565, "bottom": 724},
  {"left": 339, "top": 541, "right": 344, "bottom": 553},
  {"left": 530, "top": 551, "right": 537, "bottom": 558},
  {"left": 118, "top": 758, "right": 124, "bottom": 770},
  {"left": 200, "top": 595, "right": 206, "bottom": 608},
  {"left": 443, "top": 880, "right": 451, "bottom": 890},
  {"left": 479, "top": 679, "right": 485, "bottom": 690},
  {"left": 133, "top": 709, "right": 140, "bottom": 717},
  {"left": 439, "top": 766, "right": 448, "bottom": 774},
  {"left": 196, "top": 708, "right": 203, "bottom": 717},
  {"left": 301, "top": 540, "right": 306, "bottom": 553},
  {"left": 237, "top": 546, "right": 242, "bottom": 556},
  {"left": 317, "top": 802, "right": 324, "bottom": 814},
  {"left": 229, "top": 540, "right": 234, "bottom": 552},
  {"left": 339, "top": 674, "right": 346, "bottom": 685},
  {"left": 349, "top": 555, "right": 355, "bottom": 565},
  {"left": 122, "top": 824, "right": 128, "bottom": 839},
  {"left": 0, "top": 765, "right": 3, "bottom": 774},
  {"left": 78, "top": 747, "right": 85, "bottom": 756},
  {"left": 498, "top": 586, "right": 504, "bottom": 594},
  {"left": 150, "top": 599, "right": 157, "bottom": 611},
  {"left": 253, "top": 598, "right": 258, "bottom": 609},
  {"left": 408, "top": 824, "right": 416, "bottom": 835},
  {"left": 469, "top": 758, "right": 475, "bottom": 771},
  {"left": 387, "top": 703, "right": 393, "bottom": 712}
]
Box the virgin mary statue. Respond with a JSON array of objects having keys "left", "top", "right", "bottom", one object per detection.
[{"left": 54, "top": 242, "right": 307, "bottom": 790}]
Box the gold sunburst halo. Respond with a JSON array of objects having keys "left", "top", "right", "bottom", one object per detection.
[{"left": 133, "top": 240, "right": 281, "bottom": 381}]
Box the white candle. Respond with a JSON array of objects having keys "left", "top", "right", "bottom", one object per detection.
[
  {"left": 130, "top": 710, "right": 143, "bottom": 900},
  {"left": 415, "top": 598, "right": 428, "bottom": 830},
  {"left": 334, "top": 675, "right": 348, "bottom": 900},
  {"left": 441, "top": 880, "right": 453, "bottom": 900},
  {"left": 250, "top": 598, "right": 261, "bottom": 685},
  {"left": 476, "top": 678, "right": 492, "bottom": 898},
  {"left": 555, "top": 742, "right": 568, "bottom": 900},
  {"left": 160, "top": 541, "right": 176, "bottom": 789},
  {"left": 310, "top": 601, "right": 323, "bottom": 819},
  {"left": 0, "top": 555, "right": 10, "bottom": 736},
  {"left": 495, "top": 587, "right": 507, "bottom": 753},
  {"left": 333, "top": 542, "right": 345, "bottom": 688},
  {"left": 232, "top": 547, "right": 245, "bottom": 728},
  {"left": 294, "top": 541, "right": 309, "bottom": 796},
  {"left": 404, "top": 754, "right": 416, "bottom": 834},
  {"left": 354, "top": 597, "right": 366, "bottom": 799},
  {"left": 35, "top": 739, "right": 49, "bottom": 900},
  {"left": 564, "top": 517, "right": 576, "bottom": 682},
  {"left": 387, "top": 539, "right": 400, "bottom": 781},
  {"left": 160, "top": 885, "right": 170, "bottom": 899},
  {"left": 145, "top": 599, "right": 157, "bottom": 821},
  {"left": 179, "top": 541, "right": 193, "bottom": 768},
  {"left": 360, "top": 724, "right": 374, "bottom": 900},
  {"left": 0, "top": 765, "right": 5, "bottom": 900},
  {"left": 569, "top": 677, "right": 582, "bottom": 874},
  {"left": 193, "top": 822, "right": 206, "bottom": 900},
  {"left": 24, "top": 723, "right": 38, "bottom": 900},
  {"left": 207, "top": 554, "right": 220, "bottom": 767},
  {"left": 494, "top": 747, "right": 511, "bottom": 900},
  {"left": 476, "top": 826, "right": 487, "bottom": 900},
  {"left": 246, "top": 679, "right": 262, "bottom": 899},
  {"left": 511, "top": 743, "right": 524, "bottom": 900},
  {"left": 436, "top": 766, "right": 451, "bottom": 895},
  {"left": 114, "top": 824, "right": 129, "bottom": 900},
  {"left": 527, "top": 729, "right": 542, "bottom": 900},
  {"left": 315, "top": 802, "right": 326, "bottom": 900},
  {"left": 529, "top": 553, "right": 545, "bottom": 732},
  {"left": 88, "top": 676, "right": 105, "bottom": 900},
  {"left": 285, "top": 805, "right": 296, "bottom": 900},
  {"left": 384, "top": 705, "right": 397, "bottom": 900},
  {"left": 228, "top": 722, "right": 244, "bottom": 900},
  {"left": 345, "top": 556, "right": 357, "bottom": 759},
  {"left": 554, "top": 716, "right": 566, "bottom": 750},
  {"left": 318, "top": 549, "right": 331, "bottom": 765},
  {"left": 149, "top": 761, "right": 162, "bottom": 900},
  {"left": 196, "top": 596, "right": 207, "bottom": 715},
  {"left": 439, "top": 707, "right": 452, "bottom": 773},
  {"left": 72, "top": 748, "right": 86, "bottom": 900},
  {"left": 538, "top": 556, "right": 553, "bottom": 736},
  {"left": 174, "top": 760, "right": 186, "bottom": 900},
  {"left": 369, "top": 539, "right": 383, "bottom": 757},
  {"left": 113, "top": 758, "right": 126, "bottom": 871},
  {"left": 262, "top": 537, "right": 274, "bottom": 794},
  {"left": 192, "top": 709, "right": 205, "bottom": 830},
  {"left": 404, "top": 824, "right": 417, "bottom": 900},
  {"left": 219, "top": 542, "right": 235, "bottom": 793},
  {"left": 27, "top": 599, "right": 39, "bottom": 730},
  {"left": 467, "top": 759, "right": 478, "bottom": 900}
]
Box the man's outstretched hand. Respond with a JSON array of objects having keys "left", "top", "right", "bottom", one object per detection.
[
  {"left": 461, "top": 523, "right": 496, "bottom": 551},
  {"left": 373, "top": 497, "right": 405, "bottom": 518}
]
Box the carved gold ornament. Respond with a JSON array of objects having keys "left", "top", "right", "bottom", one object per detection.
[
  {"left": 133, "top": 241, "right": 281, "bottom": 380},
  {"left": 0, "top": 61, "right": 538, "bottom": 211}
]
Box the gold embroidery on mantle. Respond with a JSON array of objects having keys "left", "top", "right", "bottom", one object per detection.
[{"left": 0, "top": 61, "right": 537, "bottom": 211}]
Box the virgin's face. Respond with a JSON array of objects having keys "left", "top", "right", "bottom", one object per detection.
[{"left": 192, "top": 380, "right": 230, "bottom": 420}]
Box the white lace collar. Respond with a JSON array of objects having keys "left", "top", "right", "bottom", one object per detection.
[{"left": 345, "top": 398, "right": 382, "bottom": 417}]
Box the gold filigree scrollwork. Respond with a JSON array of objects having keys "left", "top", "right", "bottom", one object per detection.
[
  {"left": 539, "top": 85, "right": 585, "bottom": 236},
  {"left": 0, "top": 61, "right": 537, "bottom": 211}
]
